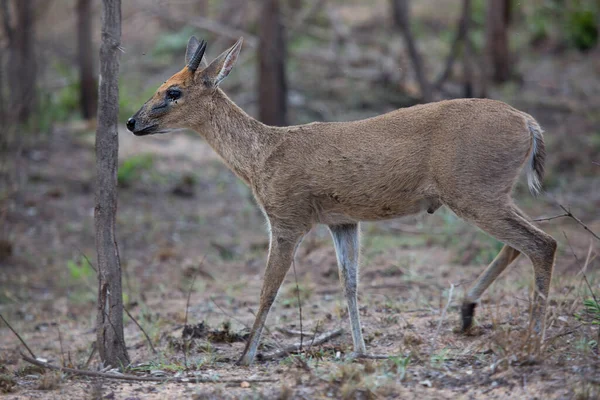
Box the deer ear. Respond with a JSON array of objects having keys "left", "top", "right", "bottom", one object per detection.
[
  {"left": 185, "top": 36, "right": 201, "bottom": 65},
  {"left": 200, "top": 37, "right": 243, "bottom": 87}
]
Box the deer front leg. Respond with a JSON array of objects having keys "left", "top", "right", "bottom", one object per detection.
[
  {"left": 329, "top": 223, "right": 366, "bottom": 356},
  {"left": 237, "top": 227, "right": 304, "bottom": 366}
]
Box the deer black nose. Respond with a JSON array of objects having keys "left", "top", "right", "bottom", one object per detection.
[{"left": 126, "top": 118, "right": 136, "bottom": 132}]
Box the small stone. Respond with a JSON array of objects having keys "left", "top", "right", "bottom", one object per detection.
[{"left": 240, "top": 381, "right": 251, "bottom": 388}]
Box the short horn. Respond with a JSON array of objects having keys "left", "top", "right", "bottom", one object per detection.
[{"left": 187, "top": 40, "right": 207, "bottom": 72}]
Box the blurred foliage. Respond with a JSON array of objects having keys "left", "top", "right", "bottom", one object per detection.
[
  {"left": 67, "top": 256, "right": 94, "bottom": 281},
  {"left": 119, "top": 82, "right": 156, "bottom": 122},
  {"left": 118, "top": 154, "right": 155, "bottom": 187},
  {"left": 566, "top": 8, "right": 598, "bottom": 51},
  {"left": 524, "top": 0, "right": 598, "bottom": 50},
  {"left": 152, "top": 26, "right": 196, "bottom": 61}
]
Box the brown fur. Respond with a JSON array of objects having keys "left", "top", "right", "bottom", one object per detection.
[{"left": 129, "top": 38, "right": 556, "bottom": 365}]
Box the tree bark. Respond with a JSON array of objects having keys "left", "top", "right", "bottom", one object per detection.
[
  {"left": 462, "top": 0, "right": 473, "bottom": 97},
  {"left": 485, "top": 0, "right": 510, "bottom": 83},
  {"left": 11, "top": 0, "right": 35, "bottom": 124},
  {"left": 78, "top": 0, "right": 97, "bottom": 119},
  {"left": 391, "top": 0, "right": 432, "bottom": 102},
  {"left": 95, "top": 0, "right": 129, "bottom": 367},
  {"left": 258, "top": 0, "right": 287, "bottom": 126}
]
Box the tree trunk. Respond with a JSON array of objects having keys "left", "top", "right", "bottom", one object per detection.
[
  {"left": 95, "top": 0, "right": 129, "bottom": 367},
  {"left": 12, "top": 0, "right": 35, "bottom": 124},
  {"left": 78, "top": 0, "right": 97, "bottom": 119},
  {"left": 258, "top": 0, "right": 287, "bottom": 126},
  {"left": 391, "top": 0, "right": 432, "bottom": 102},
  {"left": 194, "top": 0, "right": 207, "bottom": 16},
  {"left": 462, "top": 0, "right": 473, "bottom": 98},
  {"left": 485, "top": 0, "right": 510, "bottom": 83}
]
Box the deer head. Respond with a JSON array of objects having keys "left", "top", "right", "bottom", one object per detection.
[{"left": 126, "top": 36, "right": 244, "bottom": 136}]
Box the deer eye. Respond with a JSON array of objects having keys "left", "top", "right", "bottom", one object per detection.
[{"left": 166, "top": 88, "right": 181, "bottom": 101}]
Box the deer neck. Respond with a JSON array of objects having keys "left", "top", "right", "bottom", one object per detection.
[{"left": 194, "top": 89, "right": 278, "bottom": 185}]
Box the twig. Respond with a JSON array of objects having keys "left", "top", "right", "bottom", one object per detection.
[
  {"left": 353, "top": 353, "right": 391, "bottom": 360},
  {"left": 581, "top": 242, "right": 599, "bottom": 311},
  {"left": 21, "top": 353, "right": 276, "bottom": 383},
  {"left": 183, "top": 258, "right": 201, "bottom": 368},
  {"left": 557, "top": 204, "right": 600, "bottom": 241},
  {"left": 307, "top": 321, "right": 322, "bottom": 352},
  {"left": 209, "top": 296, "right": 250, "bottom": 330},
  {"left": 292, "top": 259, "right": 304, "bottom": 352},
  {"left": 0, "top": 313, "right": 36, "bottom": 358},
  {"left": 562, "top": 231, "right": 580, "bottom": 263},
  {"left": 83, "top": 341, "right": 97, "bottom": 370},
  {"left": 276, "top": 327, "right": 311, "bottom": 337},
  {"left": 533, "top": 213, "right": 570, "bottom": 222},
  {"left": 261, "top": 329, "right": 343, "bottom": 360},
  {"left": 57, "top": 324, "right": 66, "bottom": 367},
  {"left": 430, "top": 283, "right": 455, "bottom": 361},
  {"left": 124, "top": 307, "right": 157, "bottom": 354}
]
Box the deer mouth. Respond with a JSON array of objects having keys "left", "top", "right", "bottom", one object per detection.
[{"left": 132, "top": 124, "right": 159, "bottom": 136}]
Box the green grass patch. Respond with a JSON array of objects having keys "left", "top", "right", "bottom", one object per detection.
[{"left": 118, "top": 154, "right": 155, "bottom": 187}]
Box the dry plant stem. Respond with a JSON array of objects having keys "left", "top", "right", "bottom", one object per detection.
[
  {"left": 533, "top": 213, "right": 570, "bottom": 222},
  {"left": 430, "top": 284, "right": 455, "bottom": 361},
  {"left": 183, "top": 264, "right": 198, "bottom": 368},
  {"left": 353, "top": 353, "right": 391, "bottom": 360},
  {"left": 292, "top": 259, "right": 304, "bottom": 351},
  {"left": 558, "top": 204, "right": 600, "bottom": 241},
  {"left": 20, "top": 353, "right": 276, "bottom": 384},
  {"left": 535, "top": 202, "right": 600, "bottom": 241},
  {"left": 307, "top": 321, "right": 322, "bottom": 353},
  {"left": 261, "top": 329, "right": 343, "bottom": 360},
  {"left": 124, "top": 307, "right": 157, "bottom": 354},
  {"left": 0, "top": 313, "right": 36, "bottom": 358},
  {"left": 57, "top": 325, "right": 66, "bottom": 367},
  {"left": 84, "top": 342, "right": 97, "bottom": 369},
  {"left": 276, "top": 327, "right": 311, "bottom": 337},
  {"left": 209, "top": 296, "right": 250, "bottom": 329}
]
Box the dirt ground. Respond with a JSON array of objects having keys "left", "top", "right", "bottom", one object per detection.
[{"left": 1, "top": 1, "right": 600, "bottom": 398}]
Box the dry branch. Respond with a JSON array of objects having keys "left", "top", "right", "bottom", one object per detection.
[
  {"left": 124, "top": 307, "right": 157, "bottom": 354},
  {"left": 0, "top": 313, "right": 36, "bottom": 358},
  {"left": 21, "top": 353, "right": 276, "bottom": 384},
  {"left": 430, "top": 283, "right": 455, "bottom": 361},
  {"left": 535, "top": 203, "right": 599, "bottom": 242},
  {"left": 434, "top": 0, "right": 471, "bottom": 90},
  {"left": 261, "top": 328, "right": 343, "bottom": 360}
]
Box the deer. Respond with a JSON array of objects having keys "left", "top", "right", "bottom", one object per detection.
[{"left": 127, "top": 37, "right": 556, "bottom": 366}]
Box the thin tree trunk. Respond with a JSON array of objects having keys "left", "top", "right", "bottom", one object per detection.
[
  {"left": 194, "top": 0, "right": 207, "bottom": 15},
  {"left": 78, "top": 0, "right": 97, "bottom": 119},
  {"left": 462, "top": 0, "right": 473, "bottom": 98},
  {"left": 0, "top": 0, "right": 9, "bottom": 123},
  {"left": 13, "top": 0, "right": 35, "bottom": 124},
  {"left": 391, "top": 0, "right": 432, "bottom": 102},
  {"left": 95, "top": 0, "right": 129, "bottom": 367},
  {"left": 485, "top": 0, "right": 510, "bottom": 83},
  {"left": 258, "top": 0, "right": 287, "bottom": 126}
]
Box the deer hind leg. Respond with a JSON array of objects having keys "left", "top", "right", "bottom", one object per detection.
[
  {"left": 461, "top": 245, "right": 521, "bottom": 330},
  {"left": 237, "top": 226, "right": 305, "bottom": 366},
  {"left": 447, "top": 201, "right": 556, "bottom": 333},
  {"left": 329, "top": 223, "right": 366, "bottom": 355}
]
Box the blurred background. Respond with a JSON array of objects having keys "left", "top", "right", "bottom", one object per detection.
[{"left": 0, "top": 0, "right": 599, "bottom": 395}]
